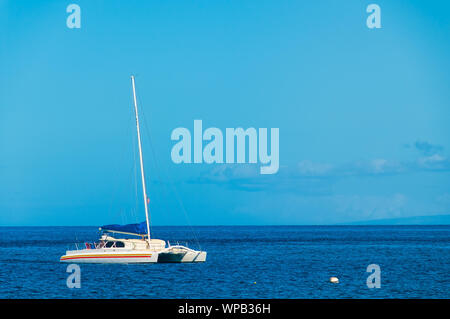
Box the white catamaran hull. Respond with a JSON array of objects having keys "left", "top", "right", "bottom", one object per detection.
[
  {"left": 60, "top": 249, "right": 159, "bottom": 264},
  {"left": 60, "top": 248, "right": 207, "bottom": 264},
  {"left": 157, "top": 250, "right": 207, "bottom": 263}
]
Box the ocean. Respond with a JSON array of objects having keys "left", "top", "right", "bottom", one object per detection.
[{"left": 0, "top": 226, "right": 448, "bottom": 298}]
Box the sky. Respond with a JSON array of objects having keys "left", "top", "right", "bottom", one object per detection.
[{"left": 0, "top": 0, "right": 449, "bottom": 226}]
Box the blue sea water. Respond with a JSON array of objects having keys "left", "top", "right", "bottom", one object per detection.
[{"left": 0, "top": 226, "right": 449, "bottom": 299}]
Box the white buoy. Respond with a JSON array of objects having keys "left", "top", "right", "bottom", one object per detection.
[{"left": 329, "top": 277, "right": 339, "bottom": 284}]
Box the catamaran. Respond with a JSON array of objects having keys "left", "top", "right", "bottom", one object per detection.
[{"left": 60, "top": 76, "right": 207, "bottom": 263}]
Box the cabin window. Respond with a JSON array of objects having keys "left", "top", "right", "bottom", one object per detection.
[
  {"left": 115, "top": 241, "right": 125, "bottom": 248},
  {"left": 105, "top": 241, "right": 114, "bottom": 248}
]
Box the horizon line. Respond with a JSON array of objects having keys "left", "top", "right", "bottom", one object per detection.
[{"left": 1, "top": 224, "right": 449, "bottom": 227}]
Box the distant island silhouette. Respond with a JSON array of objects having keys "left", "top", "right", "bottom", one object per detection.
[{"left": 343, "top": 214, "right": 450, "bottom": 225}]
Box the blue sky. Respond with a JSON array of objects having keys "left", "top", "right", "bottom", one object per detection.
[{"left": 0, "top": 0, "right": 449, "bottom": 225}]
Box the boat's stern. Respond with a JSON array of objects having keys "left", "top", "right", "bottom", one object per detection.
[
  {"left": 60, "top": 253, "right": 70, "bottom": 263},
  {"left": 157, "top": 246, "right": 207, "bottom": 263},
  {"left": 190, "top": 251, "right": 207, "bottom": 262}
]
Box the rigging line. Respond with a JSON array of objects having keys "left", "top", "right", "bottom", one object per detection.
[
  {"left": 132, "top": 78, "right": 153, "bottom": 237},
  {"left": 107, "top": 109, "right": 135, "bottom": 222},
  {"left": 112, "top": 151, "right": 139, "bottom": 223},
  {"left": 142, "top": 121, "right": 202, "bottom": 249},
  {"left": 137, "top": 91, "right": 202, "bottom": 250},
  {"left": 132, "top": 120, "right": 139, "bottom": 224},
  {"left": 136, "top": 90, "right": 169, "bottom": 240},
  {"left": 110, "top": 148, "right": 137, "bottom": 222},
  {"left": 120, "top": 208, "right": 125, "bottom": 225}
]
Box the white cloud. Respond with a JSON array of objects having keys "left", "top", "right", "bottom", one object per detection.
[
  {"left": 297, "top": 160, "right": 333, "bottom": 176},
  {"left": 190, "top": 141, "right": 449, "bottom": 194}
]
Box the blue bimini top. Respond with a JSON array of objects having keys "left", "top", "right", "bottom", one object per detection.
[{"left": 100, "top": 221, "right": 148, "bottom": 236}]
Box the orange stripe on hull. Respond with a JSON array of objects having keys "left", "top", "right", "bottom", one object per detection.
[{"left": 61, "top": 255, "right": 152, "bottom": 260}]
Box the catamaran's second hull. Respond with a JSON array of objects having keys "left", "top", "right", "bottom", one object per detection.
[
  {"left": 60, "top": 249, "right": 159, "bottom": 263},
  {"left": 157, "top": 250, "right": 207, "bottom": 263}
]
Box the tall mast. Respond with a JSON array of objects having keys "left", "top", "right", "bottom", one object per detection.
[{"left": 131, "top": 75, "right": 151, "bottom": 242}]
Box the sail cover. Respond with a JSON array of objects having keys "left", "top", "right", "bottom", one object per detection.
[{"left": 100, "top": 221, "right": 148, "bottom": 236}]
